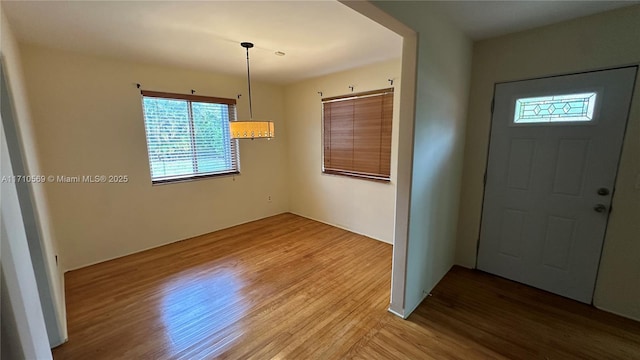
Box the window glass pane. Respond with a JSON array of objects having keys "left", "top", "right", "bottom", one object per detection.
[
  {"left": 192, "top": 102, "right": 232, "bottom": 173},
  {"left": 513, "top": 92, "right": 597, "bottom": 123},
  {"left": 142, "top": 97, "right": 194, "bottom": 178}
]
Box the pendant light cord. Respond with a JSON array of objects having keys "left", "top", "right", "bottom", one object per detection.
[{"left": 245, "top": 46, "right": 253, "bottom": 120}]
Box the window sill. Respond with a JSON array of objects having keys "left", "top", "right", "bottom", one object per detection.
[
  {"left": 152, "top": 171, "right": 240, "bottom": 185},
  {"left": 322, "top": 169, "right": 390, "bottom": 183}
]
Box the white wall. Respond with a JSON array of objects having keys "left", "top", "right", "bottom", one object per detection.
[
  {"left": 370, "top": 1, "right": 473, "bottom": 316},
  {"left": 19, "top": 44, "right": 290, "bottom": 271},
  {"left": 456, "top": 5, "right": 640, "bottom": 320},
  {"left": 1, "top": 131, "right": 52, "bottom": 360},
  {"left": 1, "top": 41, "right": 52, "bottom": 359},
  {"left": 284, "top": 59, "right": 401, "bottom": 244},
  {"left": 1, "top": 10, "right": 67, "bottom": 346}
]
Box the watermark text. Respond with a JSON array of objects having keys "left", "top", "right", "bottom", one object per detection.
[{"left": 1, "top": 175, "right": 129, "bottom": 184}]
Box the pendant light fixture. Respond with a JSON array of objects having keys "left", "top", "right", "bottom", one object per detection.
[{"left": 229, "top": 42, "right": 275, "bottom": 139}]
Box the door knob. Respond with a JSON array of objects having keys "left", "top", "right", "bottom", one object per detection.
[
  {"left": 594, "top": 204, "right": 607, "bottom": 213},
  {"left": 597, "top": 188, "right": 610, "bottom": 196}
]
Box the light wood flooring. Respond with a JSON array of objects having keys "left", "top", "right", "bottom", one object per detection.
[{"left": 53, "top": 213, "right": 640, "bottom": 359}]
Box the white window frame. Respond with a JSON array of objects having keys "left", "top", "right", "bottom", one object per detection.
[{"left": 141, "top": 91, "right": 239, "bottom": 184}]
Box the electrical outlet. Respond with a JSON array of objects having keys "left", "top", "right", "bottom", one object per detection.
[{"left": 268, "top": 195, "right": 273, "bottom": 203}]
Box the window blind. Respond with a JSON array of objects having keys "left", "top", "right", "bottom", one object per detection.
[
  {"left": 322, "top": 88, "right": 393, "bottom": 181},
  {"left": 141, "top": 91, "right": 239, "bottom": 183}
]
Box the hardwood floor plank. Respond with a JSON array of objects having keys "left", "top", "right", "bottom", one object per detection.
[{"left": 53, "top": 214, "right": 640, "bottom": 359}]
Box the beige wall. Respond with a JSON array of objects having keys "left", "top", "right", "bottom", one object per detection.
[
  {"left": 456, "top": 5, "right": 640, "bottom": 320},
  {"left": 20, "top": 44, "right": 290, "bottom": 271},
  {"left": 284, "top": 59, "right": 401, "bottom": 244},
  {"left": 371, "top": 1, "right": 473, "bottom": 316},
  {"left": 1, "top": 12, "right": 66, "bottom": 345}
]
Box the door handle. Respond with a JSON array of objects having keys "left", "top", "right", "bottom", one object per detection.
[{"left": 594, "top": 204, "right": 607, "bottom": 213}]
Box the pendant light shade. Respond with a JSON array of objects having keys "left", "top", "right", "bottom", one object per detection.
[
  {"left": 230, "top": 42, "right": 275, "bottom": 139},
  {"left": 230, "top": 120, "right": 274, "bottom": 139}
]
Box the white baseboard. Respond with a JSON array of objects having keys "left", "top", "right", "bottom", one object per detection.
[
  {"left": 64, "top": 212, "right": 288, "bottom": 272},
  {"left": 387, "top": 306, "right": 405, "bottom": 319},
  {"left": 593, "top": 304, "right": 640, "bottom": 322},
  {"left": 289, "top": 211, "right": 393, "bottom": 245}
]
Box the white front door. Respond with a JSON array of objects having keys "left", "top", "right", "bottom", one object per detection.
[{"left": 477, "top": 67, "right": 637, "bottom": 303}]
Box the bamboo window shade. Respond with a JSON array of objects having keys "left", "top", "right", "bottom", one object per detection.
[{"left": 322, "top": 88, "right": 393, "bottom": 181}]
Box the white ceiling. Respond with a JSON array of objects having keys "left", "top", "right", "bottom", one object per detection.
[
  {"left": 432, "top": 1, "right": 639, "bottom": 40},
  {"left": 3, "top": 1, "right": 638, "bottom": 84},
  {"left": 2, "top": 0, "right": 403, "bottom": 84}
]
